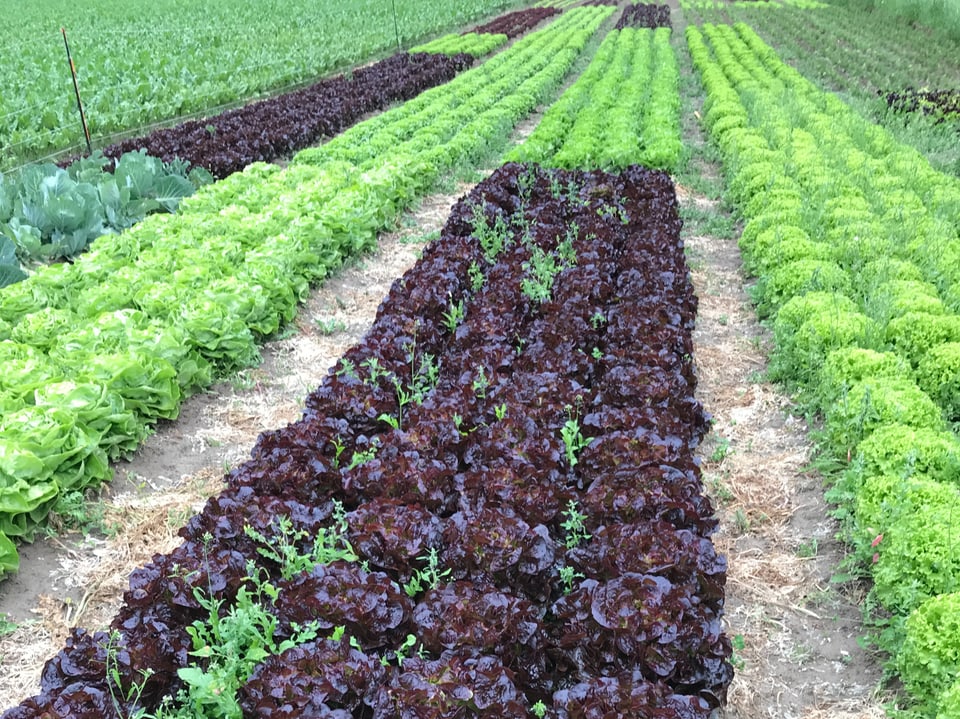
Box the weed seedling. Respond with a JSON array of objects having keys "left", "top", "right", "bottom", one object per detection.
[
  {"left": 709, "top": 436, "right": 731, "bottom": 463},
  {"left": 557, "top": 226, "right": 577, "bottom": 265},
  {"left": 468, "top": 260, "right": 485, "bottom": 292},
  {"left": 330, "top": 435, "right": 346, "bottom": 468},
  {"left": 558, "top": 565, "right": 584, "bottom": 595},
  {"left": 560, "top": 406, "right": 591, "bottom": 467},
  {"left": 174, "top": 562, "right": 322, "bottom": 718},
  {"left": 453, "top": 413, "right": 469, "bottom": 437},
  {"left": 104, "top": 630, "right": 154, "bottom": 719},
  {"left": 470, "top": 204, "right": 511, "bottom": 263},
  {"left": 560, "top": 500, "right": 591, "bottom": 549},
  {"left": 472, "top": 365, "right": 490, "bottom": 399},
  {"left": 335, "top": 358, "right": 359, "bottom": 381},
  {"left": 796, "top": 537, "right": 819, "bottom": 558},
  {"left": 361, "top": 357, "right": 386, "bottom": 385},
  {"left": 730, "top": 633, "right": 746, "bottom": 670},
  {"left": 378, "top": 412, "right": 400, "bottom": 430},
  {"left": 243, "top": 505, "right": 356, "bottom": 580},
  {"left": 403, "top": 547, "right": 451, "bottom": 598},
  {"left": 315, "top": 317, "right": 347, "bottom": 335},
  {"left": 347, "top": 443, "right": 378, "bottom": 470},
  {"left": 521, "top": 245, "right": 559, "bottom": 304},
  {"left": 47, "top": 488, "right": 113, "bottom": 537},
  {"left": 517, "top": 166, "right": 537, "bottom": 203},
  {"left": 382, "top": 634, "right": 419, "bottom": 668},
  {"left": 442, "top": 297, "right": 465, "bottom": 333},
  {"left": 0, "top": 614, "right": 17, "bottom": 637}
]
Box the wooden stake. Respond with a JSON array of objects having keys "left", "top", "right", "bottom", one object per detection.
[
  {"left": 391, "top": 0, "right": 401, "bottom": 50},
  {"left": 61, "top": 27, "right": 92, "bottom": 156}
]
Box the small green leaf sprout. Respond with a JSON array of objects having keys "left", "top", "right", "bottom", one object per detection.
[{"left": 560, "top": 500, "right": 591, "bottom": 549}]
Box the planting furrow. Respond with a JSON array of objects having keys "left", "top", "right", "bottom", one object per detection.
[
  {"left": 5, "top": 163, "right": 732, "bottom": 719},
  {"left": 688, "top": 21, "right": 960, "bottom": 717},
  {"left": 0, "top": 7, "right": 614, "bottom": 573}
]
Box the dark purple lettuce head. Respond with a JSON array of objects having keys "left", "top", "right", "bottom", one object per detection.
[
  {"left": 274, "top": 562, "right": 412, "bottom": 651},
  {"left": 347, "top": 498, "right": 444, "bottom": 584},
  {"left": 239, "top": 638, "right": 385, "bottom": 717},
  {"left": 552, "top": 673, "right": 713, "bottom": 719},
  {"left": 566, "top": 520, "right": 727, "bottom": 602},
  {"left": 442, "top": 508, "right": 557, "bottom": 602},
  {"left": 549, "top": 574, "right": 731, "bottom": 693},
  {"left": 411, "top": 581, "right": 546, "bottom": 686},
  {"left": 371, "top": 651, "right": 527, "bottom": 718}
]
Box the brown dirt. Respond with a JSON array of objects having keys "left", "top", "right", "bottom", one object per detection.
[{"left": 681, "top": 193, "right": 891, "bottom": 718}]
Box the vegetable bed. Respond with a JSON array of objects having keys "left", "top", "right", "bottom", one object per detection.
[
  {"left": 506, "top": 22, "right": 680, "bottom": 171},
  {"left": 470, "top": 7, "right": 561, "bottom": 36},
  {"left": 4, "top": 163, "right": 733, "bottom": 719}
]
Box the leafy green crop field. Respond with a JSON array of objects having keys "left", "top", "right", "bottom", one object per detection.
[
  {"left": 0, "top": 0, "right": 523, "bottom": 168},
  {"left": 4, "top": 0, "right": 960, "bottom": 716}
]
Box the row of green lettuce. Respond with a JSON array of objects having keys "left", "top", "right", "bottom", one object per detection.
[
  {"left": 0, "top": 4, "right": 616, "bottom": 576},
  {"left": 534, "top": 0, "right": 581, "bottom": 9},
  {"left": 688, "top": 21, "right": 960, "bottom": 719},
  {"left": 410, "top": 31, "right": 509, "bottom": 57},
  {"left": 506, "top": 25, "right": 681, "bottom": 171},
  {"left": 0, "top": 151, "right": 211, "bottom": 287},
  {"left": 680, "top": 0, "right": 828, "bottom": 9}
]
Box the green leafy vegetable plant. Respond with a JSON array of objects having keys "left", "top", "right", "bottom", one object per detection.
[
  {"left": 897, "top": 592, "right": 960, "bottom": 715},
  {"left": 917, "top": 342, "right": 960, "bottom": 422}
]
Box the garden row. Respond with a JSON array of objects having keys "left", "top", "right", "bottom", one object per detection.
[
  {"left": 0, "top": 0, "right": 523, "bottom": 166},
  {"left": 0, "top": 150, "right": 210, "bottom": 286},
  {"left": 884, "top": 88, "right": 960, "bottom": 124},
  {"left": 410, "top": 7, "right": 563, "bottom": 58},
  {"left": 614, "top": 3, "right": 672, "bottom": 30},
  {"left": 410, "top": 33, "right": 508, "bottom": 58},
  {"left": 534, "top": 0, "right": 583, "bottom": 9},
  {"left": 471, "top": 6, "right": 561, "bottom": 36},
  {"left": 688, "top": 21, "right": 960, "bottom": 718},
  {"left": 679, "top": 0, "right": 828, "bottom": 11},
  {"left": 0, "top": 6, "right": 616, "bottom": 575},
  {"left": 506, "top": 22, "right": 681, "bottom": 171},
  {"left": 4, "top": 161, "right": 732, "bottom": 719},
  {"left": 684, "top": 0, "right": 960, "bottom": 175}
]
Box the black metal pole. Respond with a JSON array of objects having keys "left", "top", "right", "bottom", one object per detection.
[
  {"left": 391, "top": 0, "right": 401, "bottom": 50},
  {"left": 61, "top": 27, "right": 92, "bottom": 156}
]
